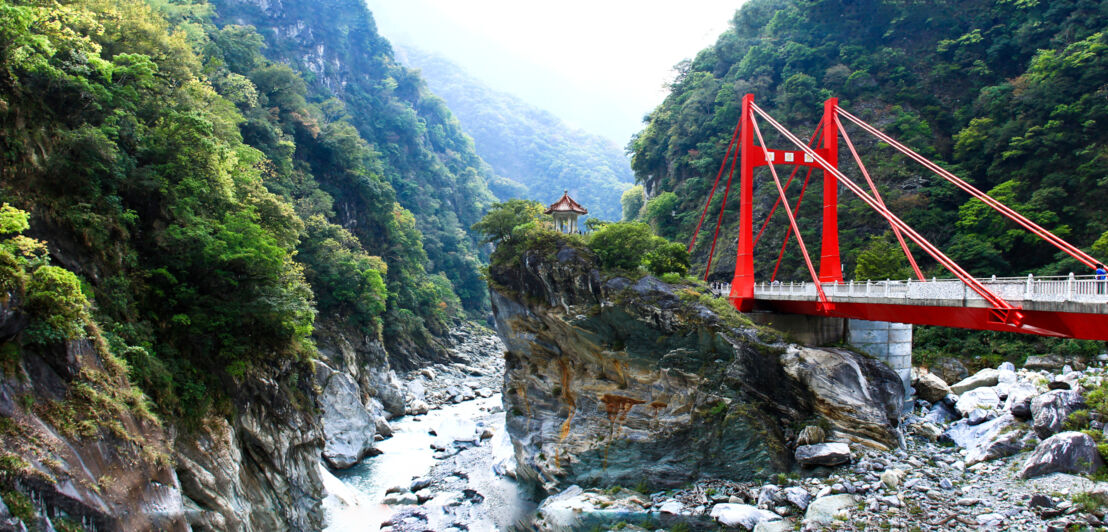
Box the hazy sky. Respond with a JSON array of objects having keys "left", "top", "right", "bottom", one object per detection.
[{"left": 363, "top": 0, "right": 740, "bottom": 147}]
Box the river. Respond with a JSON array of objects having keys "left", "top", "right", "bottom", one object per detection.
[{"left": 321, "top": 394, "right": 536, "bottom": 531}]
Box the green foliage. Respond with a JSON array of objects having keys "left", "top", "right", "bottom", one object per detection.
[
  {"left": 0, "top": 205, "right": 29, "bottom": 235},
  {"left": 471, "top": 199, "right": 546, "bottom": 246},
  {"left": 1, "top": 490, "right": 33, "bottom": 524},
  {"left": 621, "top": 185, "right": 645, "bottom": 221},
  {"left": 641, "top": 192, "right": 680, "bottom": 238},
  {"left": 216, "top": 0, "right": 498, "bottom": 314},
  {"left": 853, "top": 232, "right": 913, "bottom": 280},
  {"left": 643, "top": 242, "right": 691, "bottom": 276},
  {"left": 588, "top": 222, "right": 662, "bottom": 271},
  {"left": 24, "top": 266, "right": 89, "bottom": 345},
  {"left": 632, "top": 0, "right": 1108, "bottom": 286},
  {"left": 630, "top": 0, "right": 1108, "bottom": 360}
]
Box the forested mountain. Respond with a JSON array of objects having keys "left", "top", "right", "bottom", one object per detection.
[
  {"left": 398, "top": 47, "right": 634, "bottom": 221},
  {"left": 213, "top": 0, "right": 497, "bottom": 317},
  {"left": 631, "top": 0, "right": 1108, "bottom": 284},
  {"left": 0, "top": 0, "right": 511, "bottom": 525}
]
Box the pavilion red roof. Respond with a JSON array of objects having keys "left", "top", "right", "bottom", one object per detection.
[{"left": 545, "top": 191, "right": 588, "bottom": 215}]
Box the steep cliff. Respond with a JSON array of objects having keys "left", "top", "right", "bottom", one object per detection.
[{"left": 488, "top": 234, "right": 903, "bottom": 493}]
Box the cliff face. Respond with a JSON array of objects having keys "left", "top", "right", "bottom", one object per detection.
[{"left": 489, "top": 240, "right": 903, "bottom": 493}]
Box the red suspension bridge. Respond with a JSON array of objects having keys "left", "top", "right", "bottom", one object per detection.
[{"left": 689, "top": 94, "right": 1108, "bottom": 341}]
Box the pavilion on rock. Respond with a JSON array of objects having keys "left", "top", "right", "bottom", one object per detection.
[{"left": 545, "top": 190, "right": 587, "bottom": 234}]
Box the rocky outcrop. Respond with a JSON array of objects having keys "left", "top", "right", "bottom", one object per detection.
[
  {"left": 1019, "top": 431, "right": 1104, "bottom": 479},
  {"left": 1030, "top": 390, "right": 1084, "bottom": 439},
  {"left": 175, "top": 369, "right": 324, "bottom": 531},
  {"left": 489, "top": 239, "right": 902, "bottom": 493}
]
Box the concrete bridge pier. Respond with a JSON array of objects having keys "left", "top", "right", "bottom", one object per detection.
[
  {"left": 748, "top": 312, "right": 913, "bottom": 397},
  {"left": 846, "top": 319, "right": 913, "bottom": 397}
]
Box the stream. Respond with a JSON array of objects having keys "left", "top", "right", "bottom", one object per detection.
[{"left": 321, "top": 394, "right": 536, "bottom": 531}]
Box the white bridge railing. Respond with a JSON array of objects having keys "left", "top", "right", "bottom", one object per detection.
[{"left": 707, "top": 274, "right": 1108, "bottom": 304}]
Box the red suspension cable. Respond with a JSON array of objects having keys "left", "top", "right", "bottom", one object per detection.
[
  {"left": 837, "top": 107, "right": 1100, "bottom": 270},
  {"left": 751, "top": 102, "right": 1021, "bottom": 317},
  {"left": 750, "top": 113, "right": 831, "bottom": 307},
  {"left": 688, "top": 119, "right": 743, "bottom": 253},
  {"left": 835, "top": 115, "right": 925, "bottom": 281},
  {"left": 771, "top": 167, "right": 816, "bottom": 282}
]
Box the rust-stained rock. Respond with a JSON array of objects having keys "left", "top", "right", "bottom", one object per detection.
[{"left": 490, "top": 236, "right": 903, "bottom": 493}]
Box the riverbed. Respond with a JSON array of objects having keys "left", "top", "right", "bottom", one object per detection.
[{"left": 322, "top": 394, "right": 535, "bottom": 531}]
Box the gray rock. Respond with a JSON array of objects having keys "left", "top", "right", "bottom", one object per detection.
[
  {"left": 383, "top": 491, "right": 419, "bottom": 505},
  {"left": 374, "top": 417, "right": 393, "bottom": 438},
  {"left": 951, "top": 368, "right": 1000, "bottom": 395},
  {"left": 964, "top": 414, "right": 1024, "bottom": 466},
  {"left": 710, "top": 503, "right": 780, "bottom": 530},
  {"left": 939, "top": 478, "right": 953, "bottom": 490},
  {"left": 1031, "top": 390, "right": 1085, "bottom": 438},
  {"left": 1004, "top": 382, "right": 1040, "bottom": 418},
  {"left": 796, "top": 425, "right": 826, "bottom": 446},
  {"left": 913, "top": 369, "right": 953, "bottom": 403},
  {"left": 955, "top": 386, "right": 1000, "bottom": 417},
  {"left": 923, "top": 401, "right": 957, "bottom": 425},
  {"left": 408, "top": 400, "right": 430, "bottom": 415},
  {"left": 967, "top": 408, "right": 992, "bottom": 425},
  {"left": 783, "top": 486, "right": 811, "bottom": 510},
  {"left": 880, "top": 469, "right": 905, "bottom": 489},
  {"left": 1020, "top": 431, "right": 1105, "bottom": 479},
  {"left": 757, "top": 485, "right": 781, "bottom": 509},
  {"left": 315, "top": 361, "right": 376, "bottom": 469},
  {"left": 753, "top": 520, "right": 794, "bottom": 532},
  {"left": 929, "top": 357, "right": 969, "bottom": 385},
  {"left": 410, "top": 477, "right": 432, "bottom": 492},
  {"left": 998, "top": 361, "right": 1016, "bottom": 372},
  {"left": 658, "top": 500, "right": 683, "bottom": 514},
  {"left": 804, "top": 494, "right": 857, "bottom": 525},
  {"left": 795, "top": 443, "right": 851, "bottom": 467},
  {"left": 977, "top": 512, "right": 1004, "bottom": 525},
  {"left": 1025, "top": 354, "right": 1066, "bottom": 370}
]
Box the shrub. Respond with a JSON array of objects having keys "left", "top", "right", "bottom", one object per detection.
[
  {"left": 643, "top": 242, "right": 690, "bottom": 276},
  {"left": 24, "top": 265, "right": 89, "bottom": 344},
  {"left": 588, "top": 222, "right": 660, "bottom": 270}
]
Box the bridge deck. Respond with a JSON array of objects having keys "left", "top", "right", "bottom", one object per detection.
[{"left": 711, "top": 275, "right": 1108, "bottom": 340}]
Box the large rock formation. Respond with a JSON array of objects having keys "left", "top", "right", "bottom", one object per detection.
[{"left": 489, "top": 238, "right": 903, "bottom": 493}]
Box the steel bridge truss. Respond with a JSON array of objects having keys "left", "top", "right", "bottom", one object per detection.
[{"left": 688, "top": 94, "right": 1108, "bottom": 340}]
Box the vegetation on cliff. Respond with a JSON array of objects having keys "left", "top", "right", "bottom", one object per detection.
[
  {"left": 629, "top": 0, "right": 1106, "bottom": 361},
  {"left": 0, "top": 0, "right": 486, "bottom": 429},
  {"left": 213, "top": 0, "right": 497, "bottom": 315}
]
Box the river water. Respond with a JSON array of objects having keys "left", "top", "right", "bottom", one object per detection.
[{"left": 321, "top": 394, "right": 536, "bottom": 531}]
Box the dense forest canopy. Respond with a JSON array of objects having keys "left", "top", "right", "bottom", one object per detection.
[
  {"left": 0, "top": 0, "right": 500, "bottom": 422},
  {"left": 398, "top": 47, "right": 634, "bottom": 221},
  {"left": 631, "top": 0, "right": 1108, "bottom": 281},
  {"left": 630, "top": 0, "right": 1108, "bottom": 358},
  {"left": 213, "top": 0, "right": 498, "bottom": 316}
]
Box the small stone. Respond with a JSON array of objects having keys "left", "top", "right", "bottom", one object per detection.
[
  {"left": 977, "top": 512, "right": 1004, "bottom": 525},
  {"left": 957, "top": 498, "right": 980, "bottom": 506},
  {"left": 415, "top": 488, "right": 433, "bottom": 503},
  {"left": 659, "top": 500, "right": 683, "bottom": 514},
  {"left": 939, "top": 478, "right": 953, "bottom": 490},
  {"left": 880, "top": 469, "right": 905, "bottom": 490},
  {"left": 410, "top": 477, "right": 432, "bottom": 492},
  {"left": 710, "top": 503, "right": 780, "bottom": 529},
  {"left": 797, "top": 425, "right": 826, "bottom": 446},
  {"left": 795, "top": 443, "right": 851, "bottom": 467}
]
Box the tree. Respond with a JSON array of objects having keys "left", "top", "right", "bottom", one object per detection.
[
  {"left": 853, "top": 233, "right": 913, "bottom": 280},
  {"left": 621, "top": 185, "right": 645, "bottom": 221},
  {"left": 643, "top": 242, "right": 690, "bottom": 276},
  {"left": 588, "top": 222, "right": 660, "bottom": 270},
  {"left": 470, "top": 199, "right": 545, "bottom": 245},
  {"left": 642, "top": 191, "right": 679, "bottom": 238}
]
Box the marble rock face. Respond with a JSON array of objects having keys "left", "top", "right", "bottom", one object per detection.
[{"left": 489, "top": 242, "right": 902, "bottom": 492}]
